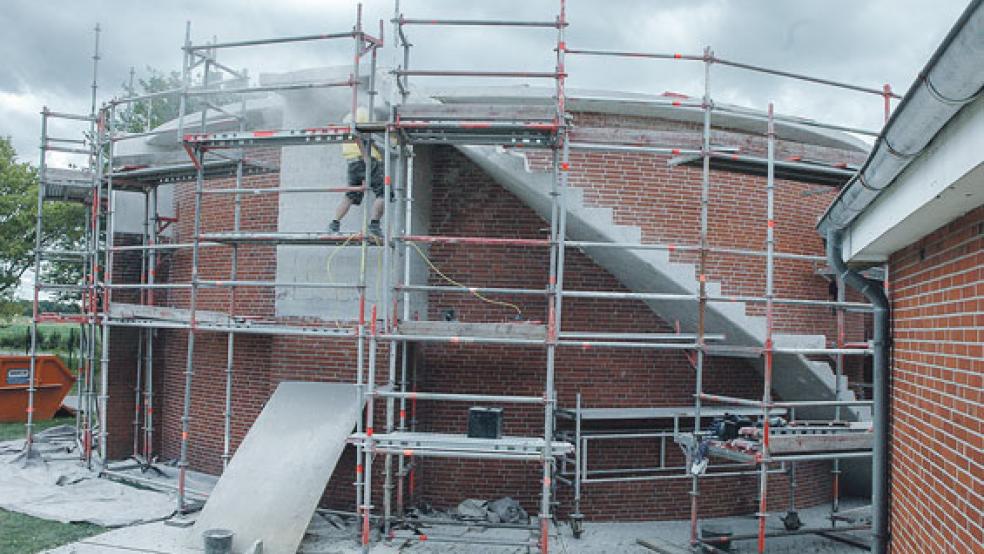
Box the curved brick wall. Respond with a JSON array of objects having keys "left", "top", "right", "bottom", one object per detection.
[{"left": 106, "top": 110, "right": 872, "bottom": 520}]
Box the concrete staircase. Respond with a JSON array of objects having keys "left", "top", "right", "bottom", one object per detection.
[{"left": 457, "top": 145, "right": 870, "bottom": 423}]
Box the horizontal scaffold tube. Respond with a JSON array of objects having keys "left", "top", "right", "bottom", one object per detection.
[
  {"left": 203, "top": 186, "right": 365, "bottom": 195},
  {"left": 711, "top": 104, "right": 879, "bottom": 137},
  {"left": 111, "top": 242, "right": 221, "bottom": 252},
  {"left": 42, "top": 145, "right": 92, "bottom": 156},
  {"left": 399, "top": 235, "right": 551, "bottom": 246},
  {"left": 564, "top": 48, "right": 704, "bottom": 62},
  {"left": 698, "top": 393, "right": 874, "bottom": 409},
  {"left": 563, "top": 48, "right": 900, "bottom": 99},
  {"left": 558, "top": 331, "right": 725, "bottom": 341},
  {"left": 397, "top": 284, "right": 548, "bottom": 296},
  {"left": 565, "top": 240, "right": 827, "bottom": 262},
  {"left": 181, "top": 80, "right": 356, "bottom": 97},
  {"left": 394, "top": 69, "right": 562, "bottom": 79},
  {"left": 185, "top": 31, "right": 357, "bottom": 51},
  {"left": 374, "top": 391, "right": 546, "bottom": 404},
  {"left": 197, "top": 280, "right": 364, "bottom": 290},
  {"left": 769, "top": 451, "right": 872, "bottom": 462},
  {"left": 43, "top": 110, "right": 95, "bottom": 122},
  {"left": 771, "top": 399, "right": 874, "bottom": 408},
  {"left": 398, "top": 17, "right": 562, "bottom": 28},
  {"left": 562, "top": 289, "right": 871, "bottom": 310},
  {"left": 105, "top": 283, "right": 191, "bottom": 290},
  {"left": 388, "top": 533, "right": 537, "bottom": 548},
  {"left": 569, "top": 142, "right": 704, "bottom": 154}
]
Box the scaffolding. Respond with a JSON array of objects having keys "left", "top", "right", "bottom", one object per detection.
[
  {"left": 554, "top": 47, "right": 894, "bottom": 552},
  {"left": 26, "top": 24, "right": 103, "bottom": 466},
  {"left": 24, "top": 2, "right": 904, "bottom": 553}
]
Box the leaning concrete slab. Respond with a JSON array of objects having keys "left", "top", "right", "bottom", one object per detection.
[{"left": 190, "top": 381, "right": 361, "bottom": 554}]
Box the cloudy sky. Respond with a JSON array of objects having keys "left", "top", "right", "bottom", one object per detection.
[{"left": 0, "top": 0, "right": 971, "bottom": 164}]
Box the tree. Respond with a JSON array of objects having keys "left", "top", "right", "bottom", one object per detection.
[
  {"left": 116, "top": 67, "right": 184, "bottom": 133},
  {"left": 0, "top": 66, "right": 200, "bottom": 322},
  {"left": 0, "top": 137, "right": 86, "bottom": 320},
  {"left": 116, "top": 66, "right": 230, "bottom": 133}
]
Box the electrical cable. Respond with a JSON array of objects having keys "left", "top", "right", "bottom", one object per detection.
[
  {"left": 325, "top": 232, "right": 523, "bottom": 319},
  {"left": 408, "top": 241, "right": 523, "bottom": 319}
]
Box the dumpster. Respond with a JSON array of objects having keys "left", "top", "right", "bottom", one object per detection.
[{"left": 0, "top": 355, "right": 76, "bottom": 423}]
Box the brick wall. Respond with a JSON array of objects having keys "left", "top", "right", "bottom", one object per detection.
[
  {"left": 104, "top": 113, "right": 866, "bottom": 521},
  {"left": 887, "top": 205, "right": 982, "bottom": 553},
  {"left": 415, "top": 146, "right": 832, "bottom": 519}
]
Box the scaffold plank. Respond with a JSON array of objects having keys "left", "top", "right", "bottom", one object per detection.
[
  {"left": 397, "top": 320, "right": 547, "bottom": 340},
  {"left": 556, "top": 406, "right": 787, "bottom": 421},
  {"left": 111, "top": 158, "right": 279, "bottom": 188},
  {"left": 351, "top": 431, "right": 572, "bottom": 460},
  {"left": 108, "top": 302, "right": 231, "bottom": 326},
  {"left": 183, "top": 126, "right": 356, "bottom": 149}
]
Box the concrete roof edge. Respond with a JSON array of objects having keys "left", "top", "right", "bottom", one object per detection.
[{"left": 429, "top": 85, "right": 870, "bottom": 151}]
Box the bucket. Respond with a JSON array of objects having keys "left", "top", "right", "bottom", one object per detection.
[{"left": 202, "top": 528, "right": 234, "bottom": 554}]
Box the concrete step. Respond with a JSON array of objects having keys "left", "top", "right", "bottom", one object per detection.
[{"left": 458, "top": 145, "right": 868, "bottom": 422}]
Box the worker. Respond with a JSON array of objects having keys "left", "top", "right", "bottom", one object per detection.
[{"left": 328, "top": 107, "right": 389, "bottom": 239}]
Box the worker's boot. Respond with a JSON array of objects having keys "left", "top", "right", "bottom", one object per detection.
[
  {"left": 368, "top": 220, "right": 383, "bottom": 241},
  {"left": 328, "top": 220, "right": 341, "bottom": 234}
]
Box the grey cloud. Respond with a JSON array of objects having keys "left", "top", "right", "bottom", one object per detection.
[{"left": 0, "top": 0, "right": 970, "bottom": 162}]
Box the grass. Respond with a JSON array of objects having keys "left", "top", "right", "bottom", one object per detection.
[
  {"left": 0, "top": 416, "right": 76, "bottom": 442},
  {"left": 0, "top": 509, "right": 104, "bottom": 554}
]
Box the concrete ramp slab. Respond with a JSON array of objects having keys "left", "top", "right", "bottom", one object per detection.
[{"left": 190, "top": 381, "right": 361, "bottom": 554}]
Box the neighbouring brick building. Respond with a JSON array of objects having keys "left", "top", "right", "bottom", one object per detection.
[
  {"left": 106, "top": 85, "right": 874, "bottom": 523},
  {"left": 817, "top": 4, "right": 983, "bottom": 550}
]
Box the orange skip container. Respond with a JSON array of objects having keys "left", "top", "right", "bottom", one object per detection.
[{"left": 0, "top": 355, "right": 76, "bottom": 423}]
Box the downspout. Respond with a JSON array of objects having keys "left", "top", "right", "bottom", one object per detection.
[{"left": 827, "top": 230, "right": 889, "bottom": 554}]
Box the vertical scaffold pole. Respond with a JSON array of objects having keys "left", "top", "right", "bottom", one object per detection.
[
  {"left": 882, "top": 84, "right": 892, "bottom": 124},
  {"left": 382, "top": 118, "right": 397, "bottom": 534},
  {"left": 351, "top": 5, "right": 372, "bottom": 549},
  {"left": 363, "top": 305, "right": 378, "bottom": 553},
  {"left": 538, "top": 4, "right": 567, "bottom": 552},
  {"left": 98, "top": 104, "right": 116, "bottom": 467},
  {"left": 134, "top": 191, "right": 149, "bottom": 458},
  {"left": 86, "top": 108, "right": 106, "bottom": 469},
  {"left": 397, "top": 129, "right": 413, "bottom": 520},
  {"left": 178, "top": 51, "right": 210, "bottom": 511},
  {"left": 130, "top": 69, "right": 147, "bottom": 459},
  {"left": 85, "top": 25, "right": 102, "bottom": 464},
  {"left": 832, "top": 273, "right": 845, "bottom": 516},
  {"left": 689, "top": 45, "right": 713, "bottom": 548},
  {"left": 144, "top": 186, "right": 158, "bottom": 462},
  {"left": 394, "top": 2, "right": 414, "bottom": 518},
  {"left": 177, "top": 22, "right": 191, "bottom": 143},
  {"left": 222, "top": 95, "right": 246, "bottom": 470},
  {"left": 757, "top": 102, "right": 777, "bottom": 554},
  {"left": 178, "top": 144, "right": 205, "bottom": 511},
  {"left": 26, "top": 109, "right": 48, "bottom": 460}
]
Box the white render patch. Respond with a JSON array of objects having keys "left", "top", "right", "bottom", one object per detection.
[{"left": 270, "top": 68, "right": 431, "bottom": 322}]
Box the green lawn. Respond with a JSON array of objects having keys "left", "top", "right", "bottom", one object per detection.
[
  {"left": 0, "top": 509, "right": 104, "bottom": 554},
  {"left": 0, "top": 416, "right": 76, "bottom": 442}
]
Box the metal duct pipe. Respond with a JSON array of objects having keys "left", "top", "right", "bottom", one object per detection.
[{"left": 827, "top": 230, "right": 889, "bottom": 554}]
